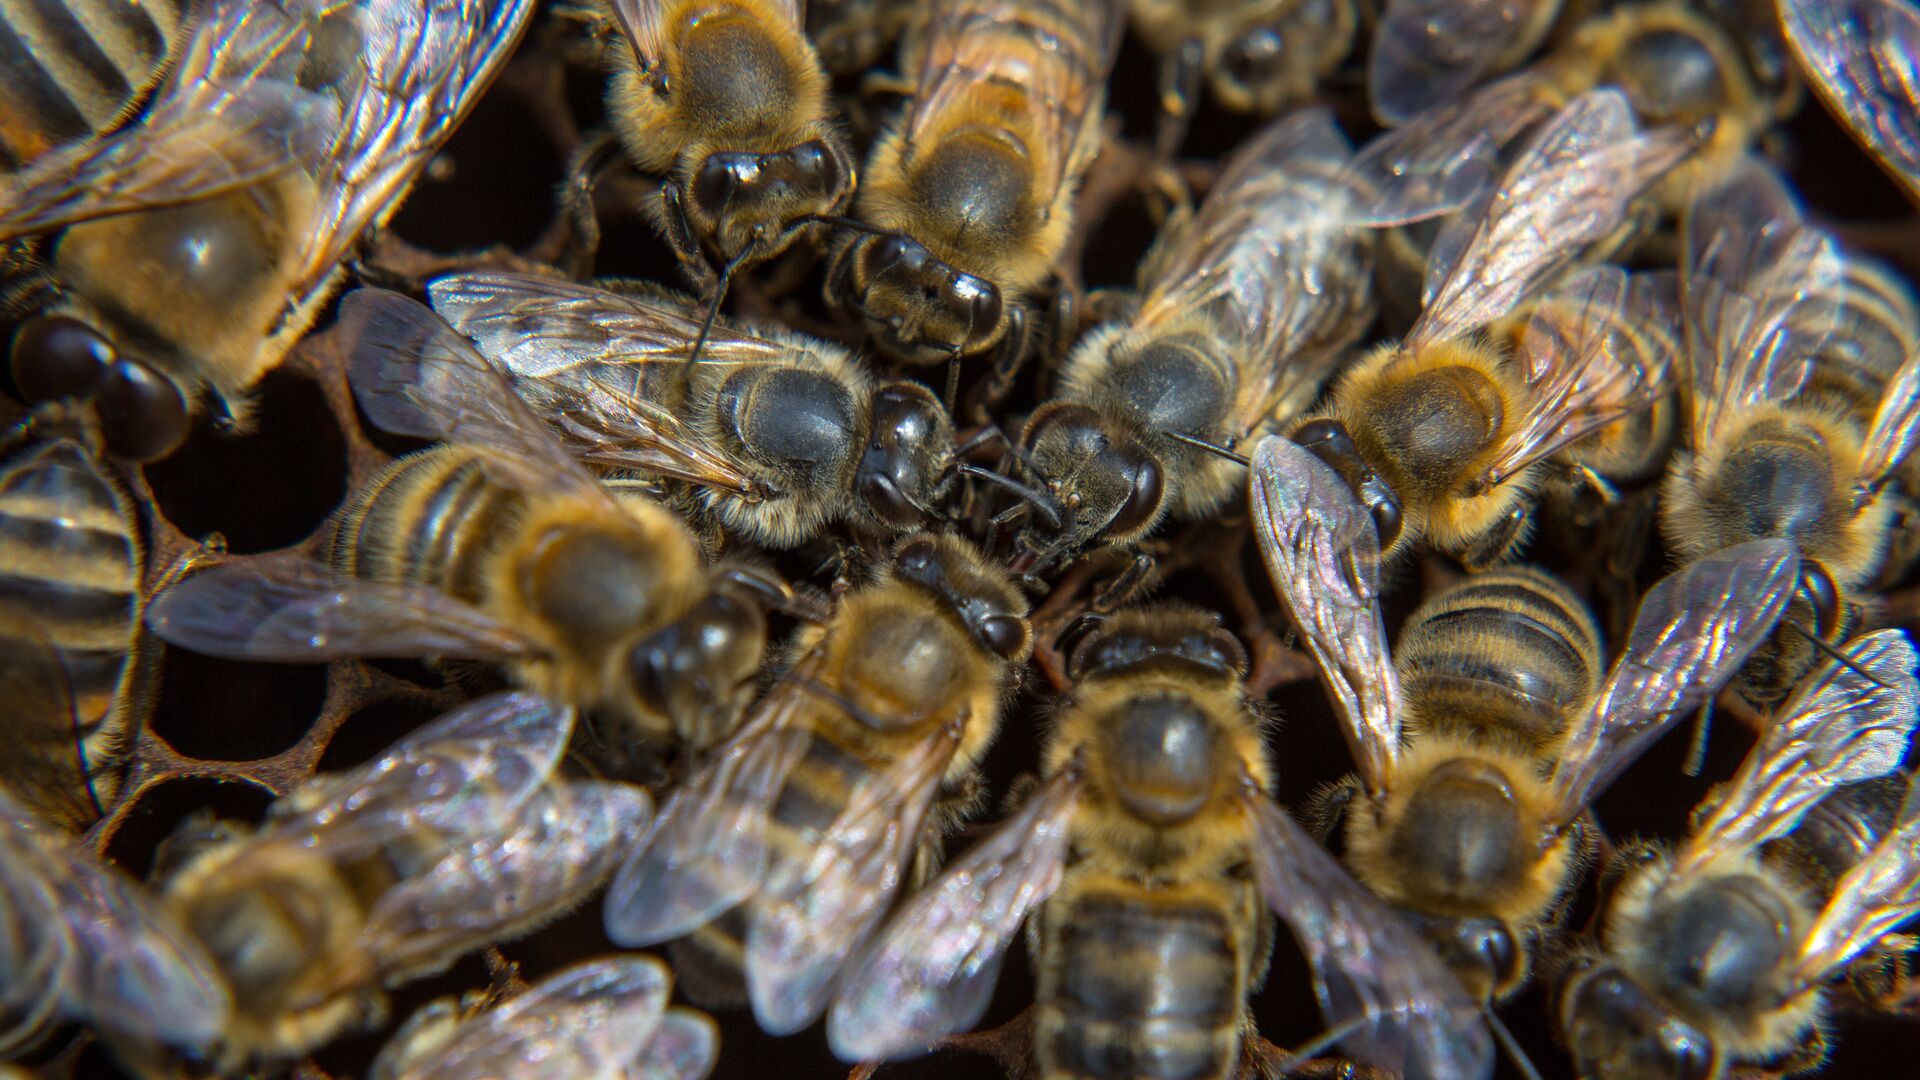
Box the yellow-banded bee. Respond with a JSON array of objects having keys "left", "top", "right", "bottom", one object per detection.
[
  {"left": 828, "top": 606, "right": 1495, "bottom": 1080},
  {"left": 145, "top": 291, "right": 798, "bottom": 757},
  {"left": 0, "top": 783, "right": 229, "bottom": 1061},
  {"left": 1252, "top": 434, "right": 1801, "bottom": 1003},
  {"left": 1661, "top": 158, "right": 1920, "bottom": 704},
  {"left": 1557, "top": 628, "right": 1920, "bottom": 1080},
  {"left": 1, "top": 0, "right": 533, "bottom": 461},
  {"left": 598, "top": 0, "right": 854, "bottom": 285},
  {"left": 162, "top": 691, "right": 650, "bottom": 1061},
  {"left": 428, "top": 271, "right": 963, "bottom": 549},
  {"left": 825, "top": 0, "right": 1121, "bottom": 369},
  {"left": 1290, "top": 89, "right": 1686, "bottom": 567},
  {"left": 604, "top": 533, "right": 1031, "bottom": 1037},
  {"left": 0, "top": 0, "right": 183, "bottom": 174},
  {"left": 0, "top": 423, "right": 153, "bottom": 830},
  {"left": 371, "top": 956, "right": 718, "bottom": 1080},
  {"left": 1782, "top": 0, "right": 1920, "bottom": 206},
  {"left": 1130, "top": 0, "right": 1361, "bottom": 128}
]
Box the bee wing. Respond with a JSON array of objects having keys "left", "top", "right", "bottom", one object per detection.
[
  {"left": 1781, "top": 0, "right": 1920, "bottom": 200},
  {"left": 1367, "top": 0, "right": 1534, "bottom": 126},
  {"left": 1792, "top": 771, "right": 1920, "bottom": 986},
  {"left": 267, "top": 690, "right": 574, "bottom": 859},
  {"left": 1673, "top": 629, "right": 1919, "bottom": 878},
  {"left": 1547, "top": 539, "right": 1801, "bottom": 824},
  {"left": 0, "top": 806, "right": 74, "bottom": 1053},
  {"left": 364, "top": 780, "right": 652, "bottom": 973},
  {"left": 603, "top": 663, "right": 821, "bottom": 946},
  {"left": 0, "top": 630, "right": 110, "bottom": 829},
  {"left": 1407, "top": 90, "right": 1691, "bottom": 353},
  {"left": 636, "top": 1010, "right": 722, "bottom": 1080},
  {"left": 1250, "top": 436, "right": 1403, "bottom": 789},
  {"left": 429, "top": 272, "right": 774, "bottom": 494},
  {"left": 1244, "top": 789, "right": 1493, "bottom": 1080},
  {"left": 281, "top": 0, "right": 536, "bottom": 303},
  {"left": 1340, "top": 75, "right": 1551, "bottom": 228},
  {"left": 746, "top": 721, "right": 963, "bottom": 1035},
  {"left": 1476, "top": 265, "right": 1675, "bottom": 487},
  {"left": 826, "top": 768, "right": 1080, "bottom": 1063},
  {"left": 143, "top": 552, "right": 536, "bottom": 664},
  {"left": 1857, "top": 345, "right": 1920, "bottom": 496}
]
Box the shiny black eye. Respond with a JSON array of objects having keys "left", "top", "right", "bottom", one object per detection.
[
  {"left": 979, "top": 614, "right": 1028, "bottom": 660},
  {"left": 1223, "top": 27, "right": 1284, "bottom": 87},
  {"left": 953, "top": 274, "right": 1001, "bottom": 337},
  {"left": 11, "top": 316, "right": 115, "bottom": 403},
  {"left": 1197, "top": 626, "right": 1249, "bottom": 676},
  {"left": 894, "top": 535, "right": 938, "bottom": 577},
  {"left": 96, "top": 360, "right": 189, "bottom": 461},
  {"left": 1110, "top": 453, "right": 1164, "bottom": 536},
  {"left": 1799, "top": 560, "right": 1842, "bottom": 639},
  {"left": 858, "top": 471, "right": 921, "bottom": 528},
  {"left": 693, "top": 154, "right": 758, "bottom": 217},
  {"left": 1369, "top": 494, "right": 1403, "bottom": 553},
  {"left": 866, "top": 233, "right": 922, "bottom": 277}
]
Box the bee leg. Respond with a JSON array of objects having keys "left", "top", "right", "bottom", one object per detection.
[
  {"left": 1090, "top": 551, "right": 1157, "bottom": 613},
  {"left": 937, "top": 1006, "right": 1035, "bottom": 1076},
  {"left": 1455, "top": 503, "right": 1532, "bottom": 570},
  {"left": 558, "top": 130, "right": 627, "bottom": 276},
  {"left": 1770, "top": 1023, "right": 1831, "bottom": 1077},
  {"left": 821, "top": 231, "right": 859, "bottom": 317},
  {"left": 659, "top": 183, "right": 721, "bottom": 295},
  {"left": 1298, "top": 775, "right": 1364, "bottom": 844},
  {"left": 1150, "top": 39, "right": 1205, "bottom": 203},
  {"left": 967, "top": 306, "right": 1036, "bottom": 424}
]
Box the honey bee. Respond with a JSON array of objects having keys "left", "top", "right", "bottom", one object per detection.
[
  {"left": 603, "top": 533, "right": 1032, "bottom": 1037},
  {"left": 828, "top": 606, "right": 1496, "bottom": 1080},
  {"left": 808, "top": 0, "right": 915, "bottom": 75},
  {"left": 1661, "top": 158, "right": 1920, "bottom": 704},
  {"left": 1367, "top": 0, "right": 1566, "bottom": 125},
  {"left": 0, "top": 0, "right": 183, "bottom": 174},
  {"left": 371, "top": 956, "right": 718, "bottom": 1080},
  {"left": 1130, "top": 0, "right": 1361, "bottom": 125},
  {"left": 824, "top": 0, "right": 1121, "bottom": 369},
  {"left": 0, "top": 0, "right": 533, "bottom": 461},
  {"left": 0, "top": 423, "right": 154, "bottom": 830},
  {"left": 428, "top": 271, "right": 962, "bottom": 549},
  {"left": 1289, "top": 89, "right": 1687, "bottom": 567},
  {"left": 1781, "top": 0, "right": 1920, "bottom": 206},
  {"left": 1252, "top": 434, "right": 1802, "bottom": 1003},
  {"left": 144, "top": 290, "right": 798, "bottom": 756},
  {"left": 162, "top": 691, "right": 651, "bottom": 1061},
  {"left": 0, "top": 782, "right": 229, "bottom": 1061},
  {"left": 1556, "top": 628, "right": 1920, "bottom": 1080}
]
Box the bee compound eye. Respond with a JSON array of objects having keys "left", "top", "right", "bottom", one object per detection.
[
  {"left": 96, "top": 360, "right": 189, "bottom": 461},
  {"left": 978, "top": 613, "right": 1029, "bottom": 660},
  {"left": 1109, "top": 453, "right": 1165, "bottom": 537},
  {"left": 11, "top": 316, "right": 115, "bottom": 403}
]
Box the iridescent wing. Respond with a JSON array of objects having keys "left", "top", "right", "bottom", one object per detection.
[
  {"left": 634, "top": 1009, "right": 722, "bottom": 1080},
  {"left": 143, "top": 551, "right": 536, "bottom": 664},
  {"left": 1781, "top": 0, "right": 1920, "bottom": 202},
  {"left": 826, "top": 768, "right": 1080, "bottom": 1063},
  {"left": 1793, "top": 770, "right": 1920, "bottom": 986},
  {"left": 1857, "top": 345, "right": 1920, "bottom": 498},
  {"left": 1339, "top": 74, "right": 1551, "bottom": 228},
  {"left": 1672, "top": 629, "right": 1919, "bottom": 879},
  {"left": 0, "top": 796, "right": 71, "bottom": 1054},
  {"left": 1245, "top": 788, "right": 1494, "bottom": 1080},
  {"left": 1547, "top": 538, "right": 1801, "bottom": 824},
  {"left": 1368, "top": 0, "right": 1536, "bottom": 126},
  {"left": 1408, "top": 90, "right": 1691, "bottom": 352},
  {"left": 1250, "top": 436, "right": 1403, "bottom": 789},
  {"left": 265, "top": 691, "right": 573, "bottom": 860},
  {"left": 747, "top": 720, "right": 961, "bottom": 1035},
  {"left": 1475, "top": 265, "right": 1674, "bottom": 488}
]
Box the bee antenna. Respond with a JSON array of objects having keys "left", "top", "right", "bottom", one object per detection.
[
  {"left": 1780, "top": 621, "right": 1891, "bottom": 688},
  {"left": 1266, "top": 1013, "right": 1374, "bottom": 1075},
  {"left": 958, "top": 463, "right": 1062, "bottom": 531},
  {"left": 686, "top": 248, "right": 752, "bottom": 371},
  {"left": 1163, "top": 429, "right": 1247, "bottom": 466},
  {"left": 1483, "top": 1003, "right": 1547, "bottom": 1080}
]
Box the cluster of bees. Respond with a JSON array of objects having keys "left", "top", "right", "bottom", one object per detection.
[{"left": 1, "top": 0, "right": 1919, "bottom": 1077}]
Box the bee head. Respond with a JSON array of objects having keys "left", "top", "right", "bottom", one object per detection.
[
  {"left": 854, "top": 381, "right": 957, "bottom": 531},
  {"left": 1016, "top": 401, "right": 1167, "bottom": 557},
  {"left": 847, "top": 232, "right": 1004, "bottom": 364},
  {"left": 686, "top": 136, "right": 852, "bottom": 263}
]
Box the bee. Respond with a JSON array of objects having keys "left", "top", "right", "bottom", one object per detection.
[
  {"left": 0, "top": 423, "right": 154, "bottom": 830},
  {"left": 144, "top": 290, "right": 798, "bottom": 757},
  {"left": 808, "top": 0, "right": 916, "bottom": 76},
  {"left": 827, "top": 605, "right": 1496, "bottom": 1080},
  {"left": 603, "top": 533, "right": 1032, "bottom": 1037},
  {"left": 1556, "top": 628, "right": 1920, "bottom": 1080},
  {"left": 1661, "top": 158, "right": 1920, "bottom": 705},
  {"left": 1367, "top": 0, "right": 1566, "bottom": 125},
  {"left": 824, "top": 0, "right": 1121, "bottom": 369},
  {"left": 0, "top": 0, "right": 184, "bottom": 175},
  {"left": 1251, "top": 434, "right": 1802, "bottom": 1003},
  {"left": 370, "top": 956, "right": 718, "bottom": 1080},
  {"left": 1130, "top": 0, "right": 1361, "bottom": 128},
  {"left": 428, "top": 271, "right": 963, "bottom": 549},
  {"left": 0, "top": 0, "right": 533, "bottom": 461},
  {"left": 1781, "top": 0, "right": 1920, "bottom": 206},
  {"left": 1289, "top": 89, "right": 1686, "bottom": 567},
  {"left": 0, "top": 782, "right": 229, "bottom": 1061},
  {"left": 162, "top": 691, "right": 652, "bottom": 1061}
]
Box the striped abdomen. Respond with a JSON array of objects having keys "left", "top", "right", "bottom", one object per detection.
[
  {"left": 1038, "top": 887, "right": 1248, "bottom": 1080},
  {"left": 0, "top": 0, "right": 184, "bottom": 172},
  {"left": 329, "top": 446, "right": 524, "bottom": 604},
  {"left": 1397, "top": 567, "right": 1603, "bottom": 751},
  {"left": 0, "top": 436, "right": 144, "bottom": 826}
]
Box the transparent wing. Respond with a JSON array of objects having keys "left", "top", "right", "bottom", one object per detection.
[
  {"left": 1781, "top": 0, "right": 1920, "bottom": 201},
  {"left": 1409, "top": 90, "right": 1692, "bottom": 351},
  {"left": 825, "top": 768, "right": 1080, "bottom": 1063},
  {"left": 636, "top": 1010, "right": 721, "bottom": 1080},
  {"left": 1250, "top": 436, "right": 1403, "bottom": 788},
  {"left": 747, "top": 721, "right": 961, "bottom": 1035},
  {"left": 143, "top": 552, "right": 535, "bottom": 663},
  {"left": 266, "top": 690, "right": 573, "bottom": 859},
  {"left": 337, "top": 289, "right": 618, "bottom": 506},
  {"left": 1794, "top": 770, "right": 1920, "bottom": 986},
  {"left": 1245, "top": 788, "right": 1493, "bottom": 1080},
  {"left": 1857, "top": 345, "right": 1920, "bottom": 496},
  {"left": 1339, "top": 74, "right": 1552, "bottom": 228},
  {"left": 1673, "top": 629, "right": 1919, "bottom": 877},
  {"left": 602, "top": 660, "right": 821, "bottom": 946},
  {"left": 1477, "top": 265, "right": 1675, "bottom": 487},
  {"left": 365, "top": 780, "right": 652, "bottom": 973},
  {"left": 1368, "top": 0, "right": 1534, "bottom": 126},
  {"left": 0, "top": 802, "right": 72, "bottom": 1054},
  {"left": 1548, "top": 538, "right": 1801, "bottom": 823},
  {"left": 0, "top": 629, "right": 111, "bottom": 830}
]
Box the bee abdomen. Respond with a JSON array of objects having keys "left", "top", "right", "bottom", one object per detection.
[
  {"left": 1398, "top": 567, "right": 1601, "bottom": 749},
  {"left": 1040, "top": 893, "right": 1243, "bottom": 1080},
  {"left": 331, "top": 448, "right": 520, "bottom": 602},
  {"left": 0, "top": 0, "right": 181, "bottom": 171}
]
